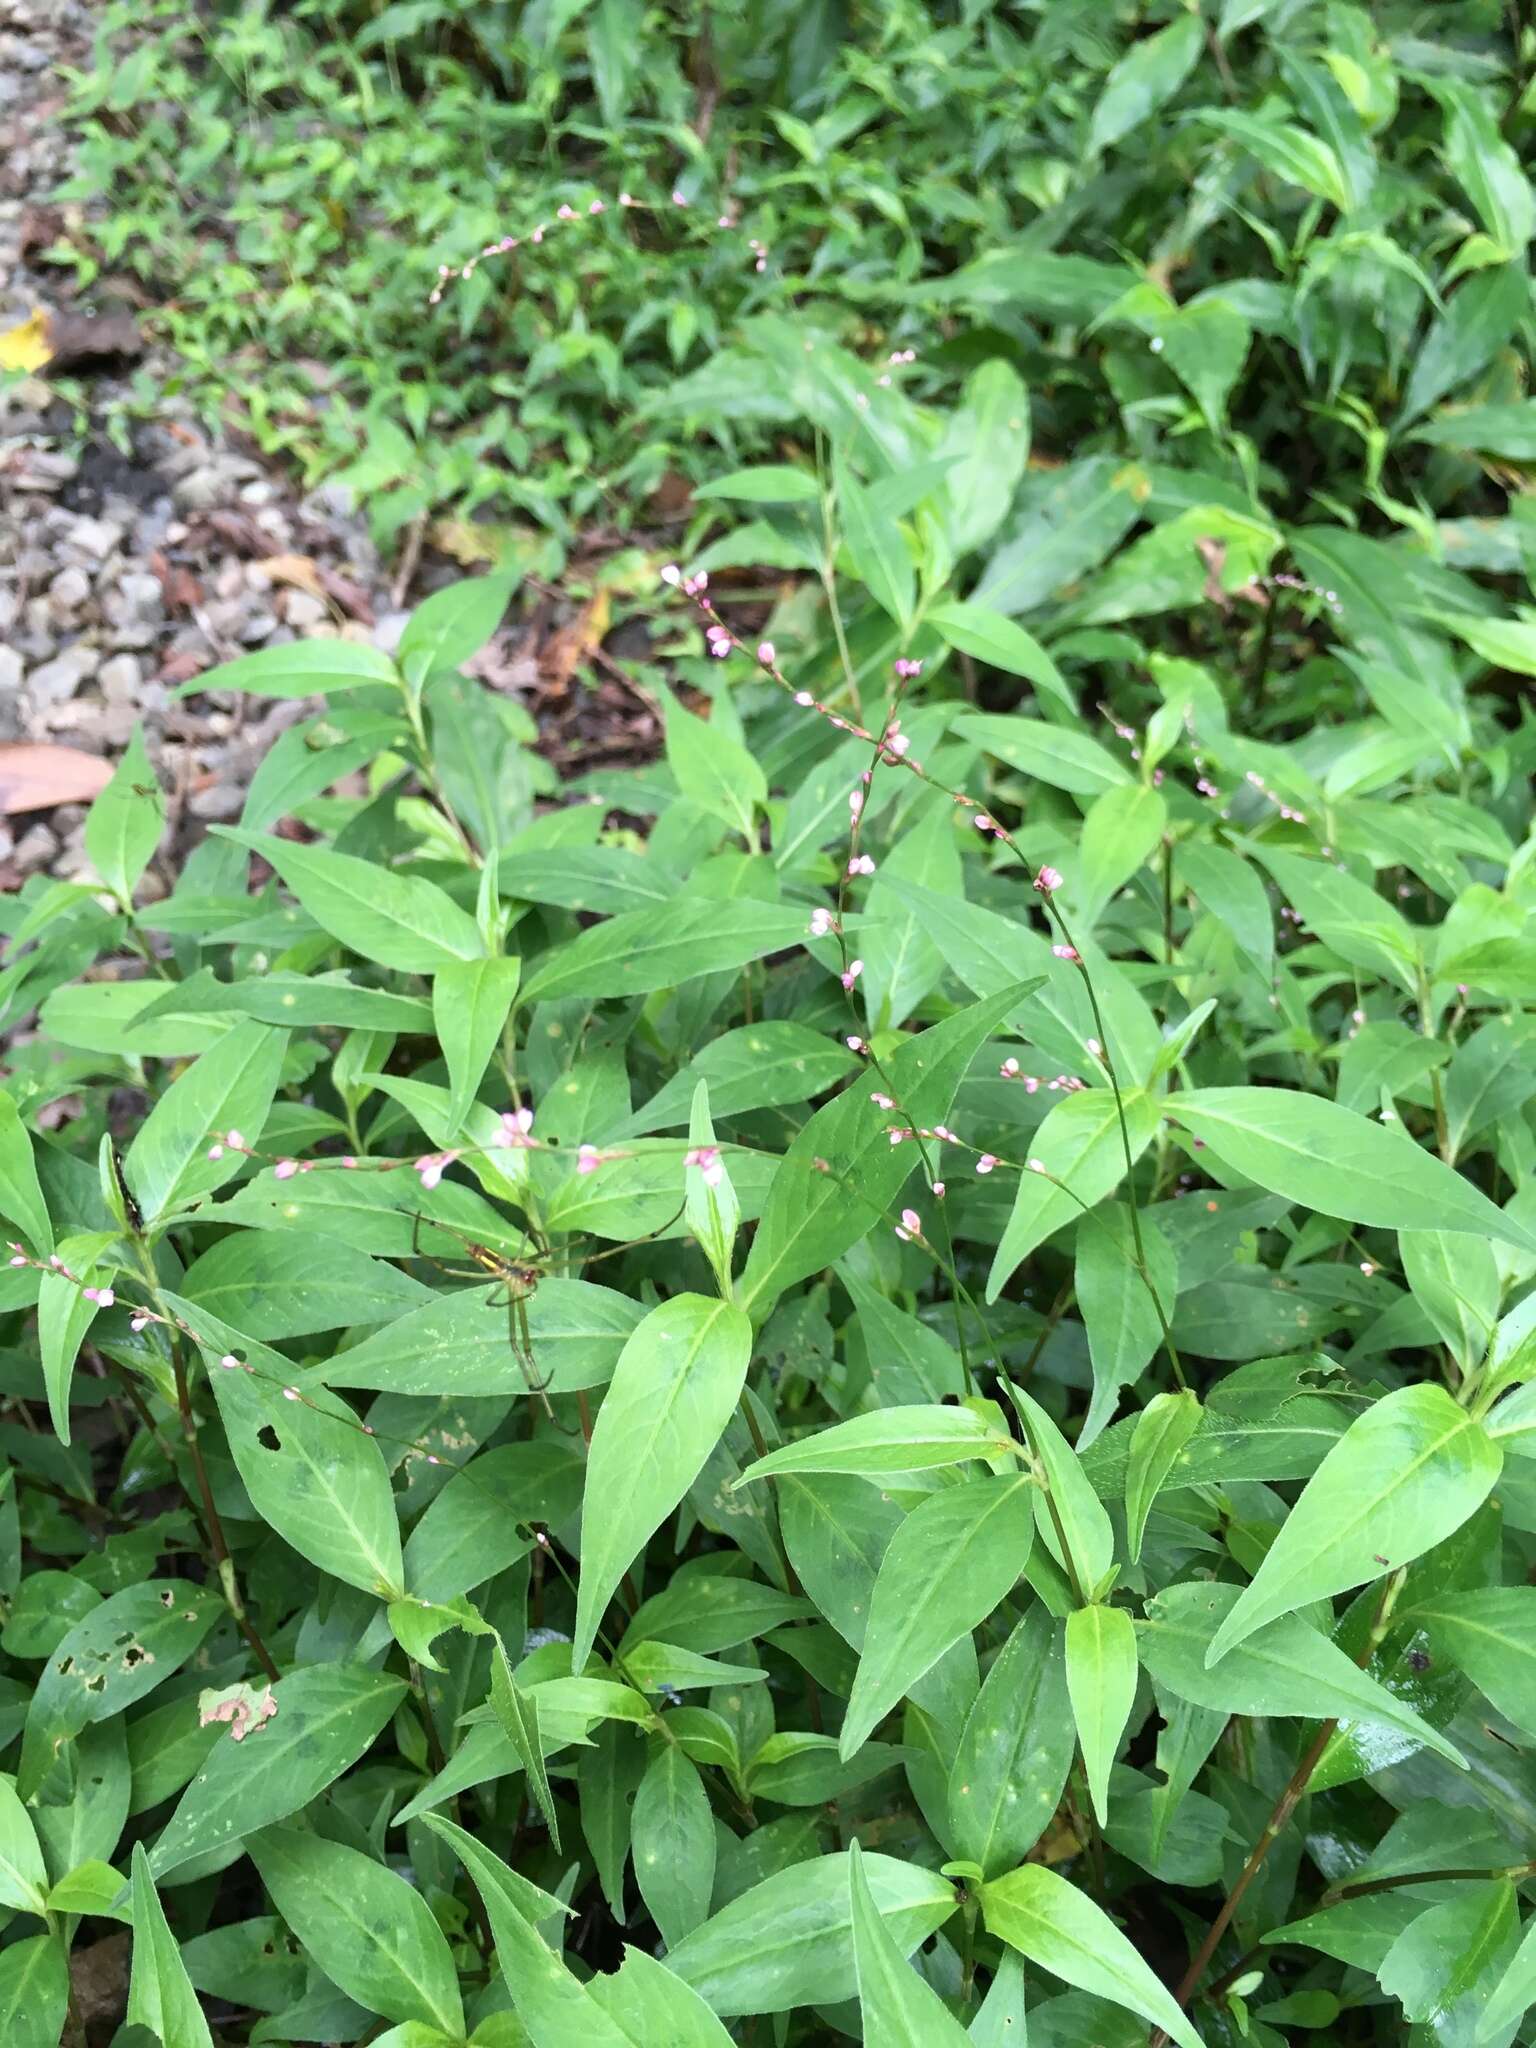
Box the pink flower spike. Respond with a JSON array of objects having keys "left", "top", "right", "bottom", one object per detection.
[
  {"left": 96, "top": 1287, "right": 114, "bottom": 1309},
  {"left": 840, "top": 959, "right": 864, "bottom": 991},
  {"left": 415, "top": 1152, "right": 454, "bottom": 1191},
  {"left": 870, "top": 1092, "right": 895, "bottom": 1110},
  {"left": 686, "top": 1145, "right": 724, "bottom": 1187},
  {"left": 577, "top": 1144, "right": 601, "bottom": 1176},
  {"left": 847, "top": 854, "right": 875, "bottom": 877},
  {"left": 660, "top": 563, "right": 681, "bottom": 586},
  {"left": 341, "top": 1156, "right": 357, "bottom": 1170},
  {"left": 974, "top": 813, "right": 994, "bottom": 833},
  {"left": 757, "top": 640, "right": 776, "bottom": 665},
  {"left": 589, "top": 199, "right": 605, "bottom": 214},
  {"left": 976, "top": 1154, "right": 998, "bottom": 1175},
  {"left": 620, "top": 191, "right": 635, "bottom": 207},
  {"left": 1052, "top": 944, "right": 1080, "bottom": 963},
  {"left": 1000, "top": 1057, "right": 1020, "bottom": 1078},
  {"left": 901, "top": 1207, "right": 922, "bottom": 1235},
  {"left": 847, "top": 1036, "right": 867, "bottom": 1053},
  {"left": 49, "top": 1255, "right": 65, "bottom": 1270},
  {"left": 1033, "top": 866, "right": 1063, "bottom": 894},
  {"left": 557, "top": 203, "right": 576, "bottom": 220},
  {"left": 207, "top": 1143, "right": 224, "bottom": 1161},
  {"left": 273, "top": 1159, "right": 298, "bottom": 1181}
]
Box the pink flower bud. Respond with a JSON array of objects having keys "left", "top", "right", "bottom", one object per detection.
[
  {"left": 661, "top": 563, "right": 682, "bottom": 586},
  {"left": 685, "top": 1145, "right": 724, "bottom": 1188},
  {"left": 794, "top": 690, "right": 814, "bottom": 707},
  {"left": 220, "top": 1353, "right": 241, "bottom": 1370},
  {"left": 273, "top": 1159, "right": 298, "bottom": 1180},
  {"left": 207, "top": 1143, "right": 224, "bottom": 1161},
  {"left": 225, "top": 1130, "right": 245, "bottom": 1152},
  {"left": 577, "top": 1144, "right": 601, "bottom": 1175},
  {"left": 1033, "top": 866, "right": 1063, "bottom": 894},
  {"left": 757, "top": 641, "right": 776, "bottom": 665},
  {"left": 977, "top": 1154, "right": 998, "bottom": 1175}
]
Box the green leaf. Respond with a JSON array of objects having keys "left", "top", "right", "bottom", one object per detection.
[
  {"left": 84, "top": 725, "right": 163, "bottom": 909},
  {"left": 1087, "top": 14, "right": 1203, "bottom": 155},
  {"left": 1124, "top": 1391, "right": 1202, "bottom": 1563},
  {"left": 183, "top": 1304, "right": 405, "bottom": 1598},
  {"left": 1206, "top": 1384, "right": 1501, "bottom": 1665},
  {"left": 663, "top": 690, "right": 767, "bottom": 841},
  {"left": 573, "top": 1295, "right": 752, "bottom": 1670},
  {"left": 1077, "top": 783, "right": 1167, "bottom": 928},
  {"left": 1378, "top": 1879, "right": 1517, "bottom": 2034},
  {"left": 398, "top": 572, "right": 516, "bottom": 689},
  {"left": 37, "top": 1232, "right": 114, "bottom": 1445},
  {"left": 434, "top": 955, "right": 520, "bottom": 1128},
  {"left": 150, "top": 1665, "right": 407, "bottom": 1877},
  {"left": 1201, "top": 108, "right": 1351, "bottom": 209},
  {"left": 836, "top": 456, "right": 914, "bottom": 628},
  {"left": 215, "top": 828, "right": 485, "bottom": 971},
  {"left": 1178, "top": 840, "right": 1273, "bottom": 978},
  {"left": 981, "top": 1863, "right": 1204, "bottom": 2048},
  {"left": 0, "top": 1935, "right": 69, "bottom": 2048},
  {"left": 742, "top": 984, "right": 1038, "bottom": 1314},
  {"left": 736, "top": 1405, "right": 1018, "bottom": 1484},
  {"left": 0, "top": 1774, "right": 47, "bottom": 1915},
  {"left": 124, "top": 1016, "right": 287, "bottom": 1225},
  {"left": 490, "top": 1638, "right": 560, "bottom": 1848},
  {"left": 1065, "top": 1604, "right": 1138, "bottom": 1826},
  {"left": 633, "top": 1743, "right": 716, "bottom": 1948},
  {"left": 249, "top": 1826, "right": 464, "bottom": 2035},
  {"left": 972, "top": 456, "right": 1144, "bottom": 616},
  {"left": 693, "top": 465, "right": 820, "bottom": 504},
  {"left": 1399, "top": 1228, "right": 1501, "bottom": 1374},
  {"left": 1411, "top": 1587, "right": 1536, "bottom": 1740},
  {"left": 520, "top": 899, "right": 809, "bottom": 1005},
  {"left": 666, "top": 1852, "right": 956, "bottom": 2016},
  {"left": 1434, "top": 82, "right": 1533, "bottom": 258},
  {"left": 1008, "top": 1383, "right": 1115, "bottom": 1597},
  {"left": 1432, "top": 612, "right": 1536, "bottom": 680},
  {"left": 926, "top": 602, "right": 1073, "bottom": 716},
  {"left": 0, "top": 1095, "right": 51, "bottom": 1257},
  {"left": 1077, "top": 1208, "right": 1178, "bottom": 1445},
  {"left": 1169, "top": 1087, "right": 1536, "bottom": 1250},
  {"left": 848, "top": 1838, "right": 970, "bottom": 2046},
  {"left": 1479, "top": 1908, "right": 1536, "bottom": 2043},
  {"left": 1137, "top": 1581, "right": 1467, "bottom": 1770},
  {"left": 947, "top": 1607, "right": 1073, "bottom": 1878},
  {"left": 18, "top": 1581, "right": 220, "bottom": 1800},
  {"left": 988, "top": 1088, "right": 1159, "bottom": 1301},
  {"left": 954, "top": 713, "right": 1132, "bottom": 797},
  {"left": 418, "top": 1812, "right": 616, "bottom": 2048},
  {"left": 587, "top": 1949, "right": 736, "bottom": 2046},
  {"left": 175, "top": 638, "right": 398, "bottom": 699},
  {"left": 841, "top": 1475, "right": 1035, "bottom": 1760},
  {"left": 181, "top": 1229, "right": 431, "bottom": 1338},
  {"left": 128, "top": 1842, "right": 215, "bottom": 2048}
]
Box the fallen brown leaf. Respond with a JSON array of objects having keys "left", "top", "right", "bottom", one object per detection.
[
  {"left": 0, "top": 743, "right": 113, "bottom": 816},
  {"left": 259, "top": 551, "right": 326, "bottom": 599},
  {"left": 149, "top": 549, "right": 202, "bottom": 613}
]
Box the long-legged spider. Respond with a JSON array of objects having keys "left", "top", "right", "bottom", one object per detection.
[{"left": 410, "top": 1211, "right": 564, "bottom": 1425}]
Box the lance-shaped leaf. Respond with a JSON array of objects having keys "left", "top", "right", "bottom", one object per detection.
[
  {"left": 1065, "top": 1603, "right": 1139, "bottom": 1826},
  {"left": 1411, "top": 1586, "right": 1536, "bottom": 1740},
  {"left": 947, "top": 1607, "right": 1074, "bottom": 1877},
  {"left": 849, "top": 1839, "right": 970, "bottom": 2046},
  {"left": 1007, "top": 1383, "right": 1114, "bottom": 1598},
  {"left": 0, "top": 1095, "right": 51, "bottom": 1256},
  {"left": 249, "top": 1827, "right": 464, "bottom": 2035},
  {"left": 988, "top": 1087, "right": 1159, "bottom": 1301},
  {"left": 1170, "top": 1088, "right": 1536, "bottom": 1250},
  {"left": 1138, "top": 1582, "right": 1466, "bottom": 1770},
  {"left": 841, "top": 1475, "right": 1034, "bottom": 1760},
  {"left": 666, "top": 1852, "right": 956, "bottom": 2016},
  {"left": 128, "top": 1842, "right": 214, "bottom": 2048},
  {"left": 981, "top": 1863, "right": 1205, "bottom": 2048},
  {"left": 1206, "top": 1383, "right": 1501, "bottom": 1666},
  {"left": 1124, "top": 1390, "right": 1202, "bottom": 1563},
  {"left": 573, "top": 1295, "right": 752, "bottom": 1670},
  {"left": 735, "top": 1404, "right": 1019, "bottom": 1485},
  {"left": 150, "top": 1666, "right": 407, "bottom": 1877}
]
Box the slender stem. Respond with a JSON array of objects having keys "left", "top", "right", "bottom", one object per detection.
[
  {"left": 1156, "top": 1568, "right": 1408, "bottom": 2034},
  {"left": 172, "top": 1347, "right": 281, "bottom": 1684},
  {"left": 1044, "top": 894, "right": 1186, "bottom": 1390},
  {"left": 1328, "top": 1859, "right": 1536, "bottom": 1904}
]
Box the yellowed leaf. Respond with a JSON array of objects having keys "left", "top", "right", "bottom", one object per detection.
[{"left": 0, "top": 308, "right": 52, "bottom": 374}]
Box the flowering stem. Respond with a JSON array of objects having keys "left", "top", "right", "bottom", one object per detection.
[{"left": 1041, "top": 894, "right": 1186, "bottom": 1390}]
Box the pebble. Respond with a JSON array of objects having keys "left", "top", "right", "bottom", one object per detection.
[
  {"left": 48, "top": 564, "right": 92, "bottom": 616},
  {"left": 25, "top": 646, "right": 97, "bottom": 707},
  {"left": 69, "top": 515, "right": 125, "bottom": 560},
  {"left": 283, "top": 590, "right": 326, "bottom": 628},
  {"left": 98, "top": 652, "right": 143, "bottom": 702}
]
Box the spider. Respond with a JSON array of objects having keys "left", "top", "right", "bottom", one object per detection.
[{"left": 410, "top": 1211, "right": 563, "bottom": 1425}]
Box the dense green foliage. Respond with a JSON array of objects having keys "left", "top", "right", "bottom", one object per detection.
[{"left": 8, "top": 1, "right": 1536, "bottom": 2043}]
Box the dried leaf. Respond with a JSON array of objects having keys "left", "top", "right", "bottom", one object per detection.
[
  {"left": 0, "top": 309, "right": 51, "bottom": 374},
  {"left": 0, "top": 743, "right": 113, "bottom": 816}
]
